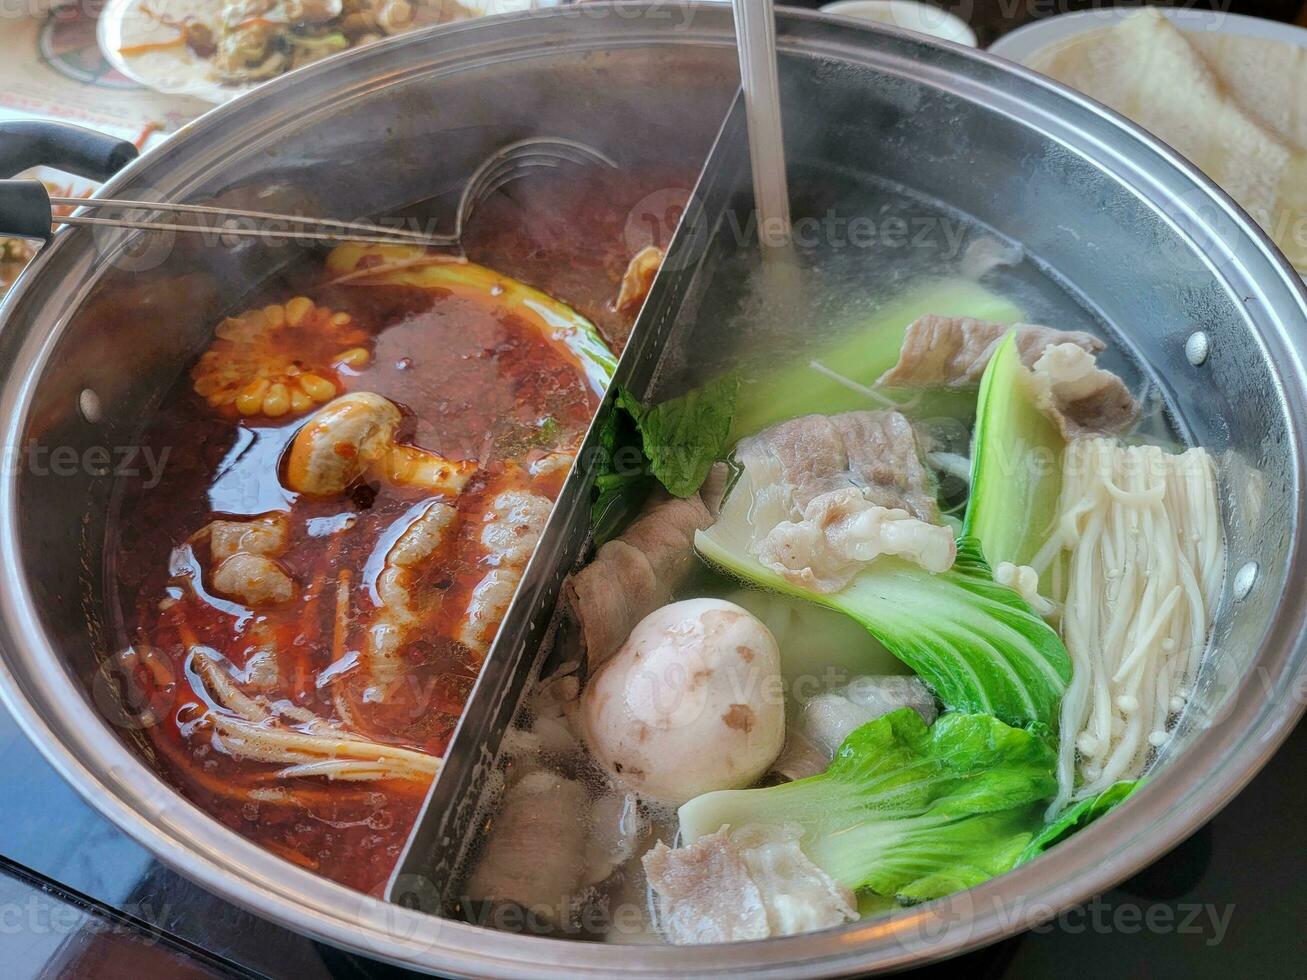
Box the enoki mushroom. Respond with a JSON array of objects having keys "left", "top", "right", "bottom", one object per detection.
[
  {"left": 190, "top": 650, "right": 440, "bottom": 784},
  {"left": 1034, "top": 439, "right": 1223, "bottom": 815}
]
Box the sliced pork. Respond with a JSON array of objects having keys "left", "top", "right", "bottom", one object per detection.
[
  {"left": 464, "top": 772, "right": 590, "bottom": 921},
  {"left": 741, "top": 410, "right": 939, "bottom": 521},
  {"left": 1031, "top": 343, "right": 1139, "bottom": 437},
  {"left": 730, "top": 410, "right": 952, "bottom": 592},
  {"left": 876, "top": 315, "right": 1104, "bottom": 389},
  {"left": 564, "top": 489, "right": 712, "bottom": 669},
  {"left": 754, "top": 488, "right": 956, "bottom": 592},
  {"left": 643, "top": 824, "right": 856, "bottom": 944}
]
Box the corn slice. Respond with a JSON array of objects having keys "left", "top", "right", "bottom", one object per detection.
[
  {"left": 336, "top": 347, "right": 369, "bottom": 368},
  {"left": 263, "top": 383, "right": 291, "bottom": 417},
  {"left": 213, "top": 316, "right": 247, "bottom": 342},
  {"left": 284, "top": 296, "right": 314, "bottom": 327},
  {"left": 242, "top": 308, "right": 269, "bottom": 333},
  {"left": 236, "top": 378, "right": 270, "bottom": 416},
  {"left": 193, "top": 374, "right": 226, "bottom": 397},
  {"left": 299, "top": 373, "right": 336, "bottom": 402},
  {"left": 193, "top": 296, "right": 365, "bottom": 421}
]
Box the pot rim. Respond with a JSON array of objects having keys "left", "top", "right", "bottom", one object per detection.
[{"left": 0, "top": 5, "right": 1305, "bottom": 976}]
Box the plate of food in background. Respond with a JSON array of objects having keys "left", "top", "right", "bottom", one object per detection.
[
  {"left": 99, "top": 0, "right": 538, "bottom": 103},
  {"left": 991, "top": 7, "right": 1307, "bottom": 276}
]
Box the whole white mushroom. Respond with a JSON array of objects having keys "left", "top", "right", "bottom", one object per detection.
[{"left": 579, "top": 598, "right": 785, "bottom": 804}]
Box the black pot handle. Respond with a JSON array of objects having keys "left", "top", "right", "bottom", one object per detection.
[
  {"left": 0, "top": 121, "right": 139, "bottom": 242},
  {"left": 0, "top": 180, "right": 56, "bottom": 243},
  {"left": 0, "top": 120, "right": 137, "bottom": 181}
]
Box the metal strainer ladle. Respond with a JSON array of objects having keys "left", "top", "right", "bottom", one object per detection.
[{"left": 0, "top": 134, "right": 616, "bottom": 249}]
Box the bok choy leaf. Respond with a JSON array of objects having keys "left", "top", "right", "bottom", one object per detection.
[
  {"left": 589, "top": 404, "right": 655, "bottom": 545},
  {"left": 588, "top": 377, "right": 739, "bottom": 542},
  {"left": 963, "top": 331, "right": 1064, "bottom": 583},
  {"left": 678, "top": 709, "right": 1056, "bottom": 903},
  {"left": 1016, "top": 780, "right": 1141, "bottom": 865},
  {"left": 695, "top": 455, "right": 1072, "bottom": 729}
]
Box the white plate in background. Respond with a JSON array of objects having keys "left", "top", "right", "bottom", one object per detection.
[{"left": 989, "top": 7, "right": 1307, "bottom": 63}]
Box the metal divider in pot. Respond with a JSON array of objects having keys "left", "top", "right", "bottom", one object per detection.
[{"left": 387, "top": 92, "right": 753, "bottom": 914}]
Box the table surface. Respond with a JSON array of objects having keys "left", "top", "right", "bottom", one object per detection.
[{"left": 2, "top": 2, "right": 1305, "bottom": 978}]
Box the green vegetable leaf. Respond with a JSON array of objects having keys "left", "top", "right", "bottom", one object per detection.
[
  {"left": 678, "top": 709, "right": 1056, "bottom": 902},
  {"left": 885, "top": 810, "right": 1041, "bottom": 903},
  {"left": 963, "top": 331, "right": 1064, "bottom": 582},
  {"left": 588, "top": 403, "right": 653, "bottom": 545},
  {"left": 696, "top": 457, "right": 1072, "bottom": 729},
  {"left": 617, "top": 375, "right": 738, "bottom": 498},
  {"left": 1016, "top": 780, "right": 1141, "bottom": 865},
  {"left": 590, "top": 475, "right": 653, "bottom": 545},
  {"left": 822, "top": 710, "right": 1059, "bottom": 816}
]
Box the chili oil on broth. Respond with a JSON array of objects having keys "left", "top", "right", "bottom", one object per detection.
[
  {"left": 461, "top": 163, "right": 693, "bottom": 350},
  {"left": 100, "top": 232, "right": 636, "bottom": 894}
]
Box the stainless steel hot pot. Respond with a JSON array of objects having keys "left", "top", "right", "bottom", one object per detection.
[{"left": 0, "top": 5, "right": 1305, "bottom": 976}]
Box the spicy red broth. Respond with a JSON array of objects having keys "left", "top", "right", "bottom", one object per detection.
[{"left": 101, "top": 167, "right": 688, "bottom": 893}]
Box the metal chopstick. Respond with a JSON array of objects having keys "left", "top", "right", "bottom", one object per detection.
[
  {"left": 52, "top": 212, "right": 454, "bottom": 247},
  {"left": 47, "top": 196, "right": 455, "bottom": 247}
]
